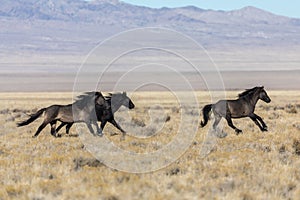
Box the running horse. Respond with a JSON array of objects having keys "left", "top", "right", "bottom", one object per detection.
[{"left": 201, "top": 86, "right": 271, "bottom": 134}]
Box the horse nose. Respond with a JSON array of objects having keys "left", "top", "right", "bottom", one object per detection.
[{"left": 130, "top": 103, "right": 135, "bottom": 109}]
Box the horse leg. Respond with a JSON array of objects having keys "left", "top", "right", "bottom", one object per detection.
[
  {"left": 56, "top": 122, "right": 66, "bottom": 134},
  {"left": 92, "top": 121, "right": 102, "bottom": 136},
  {"left": 212, "top": 114, "right": 221, "bottom": 130},
  {"left": 109, "top": 118, "right": 126, "bottom": 140},
  {"left": 109, "top": 118, "right": 126, "bottom": 133},
  {"left": 249, "top": 114, "right": 266, "bottom": 132},
  {"left": 33, "top": 121, "right": 48, "bottom": 138},
  {"left": 86, "top": 123, "right": 95, "bottom": 135},
  {"left": 100, "top": 120, "right": 107, "bottom": 131},
  {"left": 50, "top": 121, "right": 58, "bottom": 137},
  {"left": 66, "top": 123, "right": 73, "bottom": 134},
  {"left": 225, "top": 116, "right": 242, "bottom": 134},
  {"left": 254, "top": 114, "right": 268, "bottom": 131}
]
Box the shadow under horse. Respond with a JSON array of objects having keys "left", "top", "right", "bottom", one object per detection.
[
  {"left": 17, "top": 92, "right": 104, "bottom": 137},
  {"left": 201, "top": 86, "right": 271, "bottom": 134},
  {"left": 56, "top": 92, "right": 135, "bottom": 139}
]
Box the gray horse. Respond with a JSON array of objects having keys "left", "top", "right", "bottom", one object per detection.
[{"left": 201, "top": 86, "right": 271, "bottom": 134}]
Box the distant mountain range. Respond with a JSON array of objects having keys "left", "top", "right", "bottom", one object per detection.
[
  {"left": 0, "top": 0, "right": 300, "bottom": 91},
  {"left": 1, "top": 0, "right": 299, "bottom": 25},
  {"left": 1, "top": 0, "right": 300, "bottom": 56}
]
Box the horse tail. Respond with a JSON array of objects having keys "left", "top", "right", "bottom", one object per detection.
[
  {"left": 17, "top": 108, "right": 46, "bottom": 127},
  {"left": 201, "top": 104, "right": 213, "bottom": 127}
]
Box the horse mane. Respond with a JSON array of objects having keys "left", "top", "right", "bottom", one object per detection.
[
  {"left": 105, "top": 93, "right": 112, "bottom": 99},
  {"left": 104, "top": 92, "right": 124, "bottom": 100},
  {"left": 238, "top": 87, "right": 261, "bottom": 98},
  {"left": 74, "top": 91, "right": 103, "bottom": 108}
]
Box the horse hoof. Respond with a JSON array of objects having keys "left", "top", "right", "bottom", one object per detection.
[
  {"left": 235, "top": 130, "right": 242, "bottom": 135},
  {"left": 98, "top": 133, "right": 103, "bottom": 137},
  {"left": 32, "top": 135, "right": 37, "bottom": 138},
  {"left": 262, "top": 128, "right": 268, "bottom": 132}
]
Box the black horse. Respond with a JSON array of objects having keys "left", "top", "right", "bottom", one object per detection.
[
  {"left": 56, "top": 92, "right": 135, "bottom": 138},
  {"left": 17, "top": 92, "right": 105, "bottom": 137},
  {"left": 201, "top": 86, "right": 271, "bottom": 134}
]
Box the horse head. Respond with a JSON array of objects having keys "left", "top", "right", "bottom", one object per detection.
[
  {"left": 259, "top": 86, "right": 271, "bottom": 103},
  {"left": 109, "top": 92, "right": 135, "bottom": 113},
  {"left": 122, "top": 92, "right": 135, "bottom": 109}
]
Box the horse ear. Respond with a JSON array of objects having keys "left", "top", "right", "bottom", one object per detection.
[
  {"left": 123, "top": 91, "right": 127, "bottom": 96},
  {"left": 261, "top": 86, "right": 264, "bottom": 89}
]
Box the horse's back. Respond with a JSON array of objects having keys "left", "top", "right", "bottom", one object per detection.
[
  {"left": 227, "top": 99, "right": 252, "bottom": 118},
  {"left": 45, "top": 105, "right": 62, "bottom": 115},
  {"left": 44, "top": 104, "right": 73, "bottom": 122}
]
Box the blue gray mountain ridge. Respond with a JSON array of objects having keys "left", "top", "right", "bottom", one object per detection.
[{"left": 1, "top": 0, "right": 300, "bottom": 54}]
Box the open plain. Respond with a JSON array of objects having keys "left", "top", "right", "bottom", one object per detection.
[
  {"left": 1, "top": 1, "right": 300, "bottom": 199},
  {"left": 0, "top": 91, "right": 299, "bottom": 199}
]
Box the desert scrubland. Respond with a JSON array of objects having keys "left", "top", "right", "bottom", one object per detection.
[{"left": 0, "top": 91, "right": 299, "bottom": 199}]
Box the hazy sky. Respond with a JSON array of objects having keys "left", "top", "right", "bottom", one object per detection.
[{"left": 119, "top": 0, "right": 300, "bottom": 18}]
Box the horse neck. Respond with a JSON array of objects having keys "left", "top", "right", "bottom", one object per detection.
[
  {"left": 74, "top": 96, "right": 95, "bottom": 110},
  {"left": 246, "top": 90, "right": 260, "bottom": 106},
  {"left": 108, "top": 98, "right": 123, "bottom": 114}
]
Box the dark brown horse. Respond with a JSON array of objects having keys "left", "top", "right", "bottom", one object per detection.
[
  {"left": 17, "top": 92, "right": 105, "bottom": 137},
  {"left": 201, "top": 86, "right": 271, "bottom": 134},
  {"left": 56, "top": 92, "right": 135, "bottom": 138}
]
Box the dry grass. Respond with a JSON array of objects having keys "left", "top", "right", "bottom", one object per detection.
[{"left": 0, "top": 91, "right": 300, "bottom": 199}]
